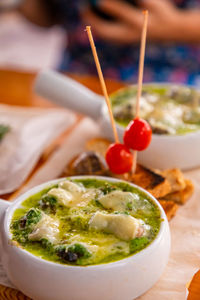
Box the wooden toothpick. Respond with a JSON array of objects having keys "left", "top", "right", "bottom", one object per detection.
[
  {"left": 86, "top": 26, "right": 119, "bottom": 144},
  {"left": 135, "top": 10, "right": 148, "bottom": 118},
  {"left": 132, "top": 10, "right": 149, "bottom": 173}
]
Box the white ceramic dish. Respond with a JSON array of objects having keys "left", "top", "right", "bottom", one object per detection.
[
  {"left": 0, "top": 176, "right": 170, "bottom": 300},
  {"left": 34, "top": 70, "right": 200, "bottom": 170}
]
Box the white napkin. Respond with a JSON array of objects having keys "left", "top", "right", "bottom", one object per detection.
[
  {"left": 0, "top": 104, "right": 76, "bottom": 194},
  {"left": 17, "top": 118, "right": 101, "bottom": 194}
]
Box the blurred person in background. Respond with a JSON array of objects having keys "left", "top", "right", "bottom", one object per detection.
[{"left": 13, "top": 0, "right": 200, "bottom": 84}]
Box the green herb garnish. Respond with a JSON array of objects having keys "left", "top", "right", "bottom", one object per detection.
[{"left": 0, "top": 124, "right": 10, "bottom": 141}]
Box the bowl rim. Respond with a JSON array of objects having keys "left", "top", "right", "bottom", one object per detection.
[
  {"left": 4, "top": 175, "right": 169, "bottom": 270},
  {"left": 105, "top": 82, "right": 200, "bottom": 139}
]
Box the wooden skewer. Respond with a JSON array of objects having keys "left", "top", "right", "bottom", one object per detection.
[
  {"left": 135, "top": 10, "right": 148, "bottom": 118},
  {"left": 86, "top": 26, "right": 119, "bottom": 144},
  {"left": 132, "top": 10, "right": 149, "bottom": 173},
  {"left": 132, "top": 151, "right": 138, "bottom": 174}
]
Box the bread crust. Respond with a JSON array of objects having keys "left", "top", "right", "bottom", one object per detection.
[
  {"left": 160, "top": 179, "right": 194, "bottom": 205},
  {"left": 158, "top": 200, "right": 179, "bottom": 221}
]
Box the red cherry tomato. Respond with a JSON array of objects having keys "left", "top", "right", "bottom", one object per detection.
[
  {"left": 123, "top": 118, "right": 152, "bottom": 151},
  {"left": 105, "top": 143, "right": 133, "bottom": 174}
]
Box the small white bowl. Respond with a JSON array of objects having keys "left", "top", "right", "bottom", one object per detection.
[
  {"left": 34, "top": 70, "right": 200, "bottom": 170},
  {"left": 0, "top": 176, "right": 170, "bottom": 300},
  {"left": 101, "top": 103, "right": 200, "bottom": 170}
]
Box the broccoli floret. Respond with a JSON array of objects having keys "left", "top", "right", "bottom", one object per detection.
[
  {"left": 25, "top": 208, "right": 42, "bottom": 226},
  {"left": 11, "top": 208, "right": 42, "bottom": 243},
  {"left": 68, "top": 243, "right": 91, "bottom": 258},
  {"left": 56, "top": 243, "right": 91, "bottom": 263},
  {"left": 13, "top": 208, "right": 42, "bottom": 231},
  {"left": 56, "top": 245, "right": 78, "bottom": 263},
  {"left": 39, "top": 194, "right": 57, "bottom": 213},
  {"left": 129, "top": 237, "right": 149, "bottom": 253},
  {"left": 40, "top": 238, "right": 54, "bottom": 254}
]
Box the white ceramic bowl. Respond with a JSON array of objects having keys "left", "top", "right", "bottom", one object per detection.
[
  {"left": 100, "top": 102, "right": 200, "bottom": 170},
  {"left": 34, "top": 70, "right": 200, "bottom": 170},
  {"left": 0, "top": 176, "right": 170, "bottom": 300}
]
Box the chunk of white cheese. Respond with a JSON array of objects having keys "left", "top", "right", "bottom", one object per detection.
[
  {"left": 48, "top": 181, "right": 96, "bottom": 208},
  {"left": 89, "top": 212, "right": 141, "bottom": 241},
  {"left": 113, "top": 96, "right": 154, "bottom": 120},
  {"left": 28, "top": 213, "right": 59, "bottom": 244},
  {"left": 48, "top": 188, "right": 73, "bottom": 207},
  {"left": 149, "top": 101, "right": 184, "bottom": 134},
  {"left": 59, "top": 180, "right": 84, "bottom": 194},
  {"left": 98, "top": 191, "right": 138, "bottom": 211}
]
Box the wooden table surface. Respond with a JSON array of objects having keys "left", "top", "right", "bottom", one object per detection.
[{"left": 0, "top": 69, "right": 198, "bottom": 300}]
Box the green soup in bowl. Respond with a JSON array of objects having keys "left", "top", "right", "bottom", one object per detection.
[
  {"left": 10, "top": 177, "right": 161, "bottom": 266},
  {"left": 111, "top": 84, "right": 200, "bottom": 135}
]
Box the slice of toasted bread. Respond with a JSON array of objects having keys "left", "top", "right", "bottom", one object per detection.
[
  {"left": 160, "top": 168, "right": 186, "bottom": 193},
  {"left": 85, "top": 138, "right": 111, "bottom": 157},
  {"left": 86, "top": 138, "right": 178, "bottom": 199},
  {"left": 161, "top": 179, "right": 194, "bottom": 205},
  {"left": 158, "top": 200, "right": 179, "bottom": 221},
  {"left": 131, "top": 165, "right": 171, "bottom": 199},
  {"left": 66, "top": 138, "right": 193, "bottom": 213}
]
